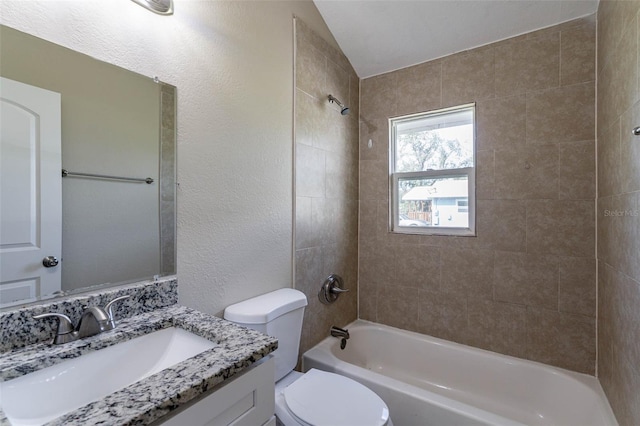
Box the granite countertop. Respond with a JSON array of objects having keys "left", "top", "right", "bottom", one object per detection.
[{"left": 0, "top": 305, "right": 278, "bottom": 425}]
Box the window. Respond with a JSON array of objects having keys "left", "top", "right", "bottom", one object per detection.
[{"left": 390, "top": 104, "right": 475, "bottom": 236}]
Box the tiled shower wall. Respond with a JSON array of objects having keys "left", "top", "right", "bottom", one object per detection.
[
  {"left": 597, "top": 0, "right": 640, "bottom": 423},
  {"left": 359, "top": 17, "right": 597, "bottom": 374},
  {"left": 294, "top": 19, "right": 360, "bottom": 355}
]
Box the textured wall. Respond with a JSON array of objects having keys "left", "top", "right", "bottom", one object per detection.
[
  {"left": 597, "top": 1, "right": 640, "bottom": 424},
  {"left": 359, "top": 16, "right": 597, "bottom": 374},
  {"left": 0, "top": 1, "right": 337, "bottom": 316},
  {"left": 294, "top": 19, "right": 359, "bottom": 356}
]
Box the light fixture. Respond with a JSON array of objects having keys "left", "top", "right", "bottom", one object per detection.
[{"left": 131, "top": 0, "right": 173, "bottom": 15}]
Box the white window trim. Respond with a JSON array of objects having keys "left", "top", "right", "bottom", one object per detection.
[{"left": 389, "top": 104, "right": 476, "bottom": 237}]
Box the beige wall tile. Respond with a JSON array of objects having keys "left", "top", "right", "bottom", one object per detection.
[
  {"left": 596, "top": 57, "right": 617, "bottom": 132},
  {"left": 597, "top": 119, "right": 622, "bottom": 198},
  {"left": 494, "top": 144, "right": 559, "bottom": 200},
  {"left": 597, "top": 0, "right": 640, "bottom": 72},
  {"left": 394, "top": 245, "right": 440, "bottom": 291},
  {"left": 296, "top": 89, "right": 319, "bottom": 147},
  {"left": 612, "top": 272, "right": 640, "bottom": 374},
  {"left": 476, "top": 149, "right": 495, "bottom": 200},
  {"left": 295, "top": 20, "right": 359, "bottom": 364},
  {"left": 561, "top": 22, "right": 596, "bottom": 86},
  {"left": 359, "top": 294, "right": 377, "bottom": 322},
  {"left": 526, "top": 199, "right": 595, "bottom": 257},
  {"left": 296, "top": 143, "right": 325, "bottom": 197},
  {"left": 477, "top": 199, "right": 526, "bottom": 252},
  {"left": 597, "top": 261, "right": 614, "bottom": 391},
  {"left": 442, "top": 48, "right": 495, "bottom": 106},
  {"left": 396, "top": 61, "right": 442, "bottom": 116},
  {"left": 440, "top": 248, "right": 494, "bottom": 299},
  {"left": 360, "top": 118, "right": 389, "bottom": 162},
  {"left": 558, "top": 256, "right": 596, "bottom": 317},
  {"left": 326, "top": 59, "right": 349, "bottom": 109},
  {"left": 358, "top": 12, "right": 596, "bottom": 377},
  {"left": 349, "top": 72, "right": 360, "bottom": 120},
  {"left": 610, "top": 349, "right": 640, "bottom": 426},
  {"left": 360, "top": 160, "right": 389, "bottom": 201},
  {"left": 599, "top": 21, "right": 638, "bottom": 130},
  {"left": 359, "top": 243, "right": 396, "bottom": 290},
  {"left": 526, "top": 82, "right": 595, "bottom": 144},
  {"left": 296, "top": 196, "right": 319, "bottom": 250},
  {"left": 494, "top": 251, "right": 559, "bottom": 309},
  {"left": 326, "top": 150, "right": 356, "bottom": 200},
  {"left": 494, "top": 32, "right": 560, "bottom": 96},
  {"left": 620, "top": 100, "right": 640, "bottom": 193},
  {"left": 476, "top": 95, "right": 526, "bottom": 151},
  {"left": 377, "top": 285, "right": 419, "bottom": 332},
  {"left": 417, "top": 290, "right": 468, "bottom": 343},
  {"left": 361, "top": 72, "right": 397, "bottom": 120},
  {"left": 296, "top": 36, "right": 326, "bottom": 99},
  {"left": 526, "top": 306, "right": 595, "bottom": 374},
  {"left": 618, "top": 192, "right": 640, "bottom": 281},
  {"left": 359, "top": 199, "right": 378, "bottom": 242},
  {"left": 467, "top": 299, "right": 527, "bottom": 358},
  {"left": 558, "top": 140, "right": 595, "bottom": 200}
]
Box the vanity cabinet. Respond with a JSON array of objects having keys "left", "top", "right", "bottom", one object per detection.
[{"left": 158, "top": 357, "right": 275, "bottom": 426}]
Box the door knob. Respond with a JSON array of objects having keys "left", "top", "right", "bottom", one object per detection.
[{"left": 42, "top": 256, "right": 59, "bottom": 268}]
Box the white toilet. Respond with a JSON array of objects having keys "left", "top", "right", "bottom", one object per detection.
[{"left": 224, "top": 288, "right": 392, "bottom": 426}]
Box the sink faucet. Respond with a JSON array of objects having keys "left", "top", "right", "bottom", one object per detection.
[{"left": 33, "top": 295, "right": 131, "bottom": 345}]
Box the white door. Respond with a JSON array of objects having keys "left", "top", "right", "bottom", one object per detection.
[{"left": 0, "top": 77, "right": 62, "bottom": 308}]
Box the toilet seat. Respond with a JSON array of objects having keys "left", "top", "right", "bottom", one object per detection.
[{"left": 283, "top": 369, "right": 390, "bottom": 426}]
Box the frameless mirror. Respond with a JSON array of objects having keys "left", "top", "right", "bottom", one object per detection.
[{"left": 0, "top": 25, "right": 176, "bottom": 309}]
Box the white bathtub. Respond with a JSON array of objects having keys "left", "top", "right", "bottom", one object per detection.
[{"left": 302, "top": 320, "right": 617, "bottom": 426}]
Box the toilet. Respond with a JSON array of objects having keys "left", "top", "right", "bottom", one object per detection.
[{"left": 224, "top": 288, "right": 392, "bottom": 426}]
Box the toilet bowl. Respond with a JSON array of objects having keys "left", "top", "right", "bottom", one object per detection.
[
  {"left": 275, "top": 369, "right": 391, "bottom": 426},
  {"left": 224, "top": 288, "right": 392, "bottom": 426}
]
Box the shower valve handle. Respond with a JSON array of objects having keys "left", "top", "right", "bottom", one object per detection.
[{"left": 319, "top": 274, "right": 349, "bottom": 304}]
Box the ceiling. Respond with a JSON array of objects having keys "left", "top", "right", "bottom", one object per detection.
[{"left": 313, "top": 0, "right": 599, "bottom": 78}]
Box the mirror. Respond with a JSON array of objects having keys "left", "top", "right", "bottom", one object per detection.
[{"left": 0, "top": 25, "right": 176, "bottom": 309}]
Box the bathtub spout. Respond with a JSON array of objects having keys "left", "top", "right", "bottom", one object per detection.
[
  {"left": 330, "top": 326, "right": 349, "bottom": 339},
  {"left": 330, "top": 326, "right": 349, "bottom": 349}
]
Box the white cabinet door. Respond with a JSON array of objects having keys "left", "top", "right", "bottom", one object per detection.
[
  {"left": 0, "top": 77, "right": 62, "bottom": 307},
  {"left": 159, "top": 358, "right": 275, "bottom": 426}
]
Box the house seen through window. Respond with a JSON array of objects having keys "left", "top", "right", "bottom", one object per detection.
[{"left": 390, "top": 104, "right": 476, "bottom": 236}]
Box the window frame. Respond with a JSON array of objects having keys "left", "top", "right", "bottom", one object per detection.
[{"left": 389, "top": 103, "right": 476, "bottom": 236}]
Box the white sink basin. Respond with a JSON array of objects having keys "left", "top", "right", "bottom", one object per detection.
[{"left": 0, "top": 327, "right": 217, "bottom": 426}]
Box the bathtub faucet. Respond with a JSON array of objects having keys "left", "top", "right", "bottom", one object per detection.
[{"left": 330, "top": 326, "right": 349, "bottom": 350}]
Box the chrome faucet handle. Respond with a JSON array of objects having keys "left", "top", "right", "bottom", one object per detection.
[
  {"left": 104, "top": 295, "right": 130, "bottom": 326},
  {"left": 33, "top": 313, "right": 79, "bottom": 345},
  {"left": 319, "top": 274, "right": 349, "bottom": 304},
  {"left": 76, "top": 306, "right": 111, "bottom": 338}
]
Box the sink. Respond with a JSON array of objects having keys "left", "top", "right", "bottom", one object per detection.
[{"left": 0, "top": 327, "right": 217, "bottom": 426}]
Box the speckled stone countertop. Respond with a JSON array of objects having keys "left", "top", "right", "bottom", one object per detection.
[{"left": 0, "top": 305, "right": 278, "bottom": 426}]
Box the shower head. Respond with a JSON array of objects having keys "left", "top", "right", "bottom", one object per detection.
[{"left": 328, "top": 94, "right": 350, "bottom": 116}]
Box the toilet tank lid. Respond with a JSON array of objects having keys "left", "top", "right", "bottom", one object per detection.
[{"left": 224, "top": 288, "right": 308, "bottom": 324}]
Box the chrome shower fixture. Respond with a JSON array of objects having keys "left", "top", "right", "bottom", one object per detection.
[{"left": 328, "top": 94, "right": 350, "bottom": 115}]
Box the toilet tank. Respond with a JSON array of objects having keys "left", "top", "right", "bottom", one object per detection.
[{"left": 224, "top": 288, "right": 307, "bottom": 381}]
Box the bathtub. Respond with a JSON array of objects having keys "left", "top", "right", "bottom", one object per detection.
[{"left": 302, "top": 320, "right": 617, "bottom": 426}]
